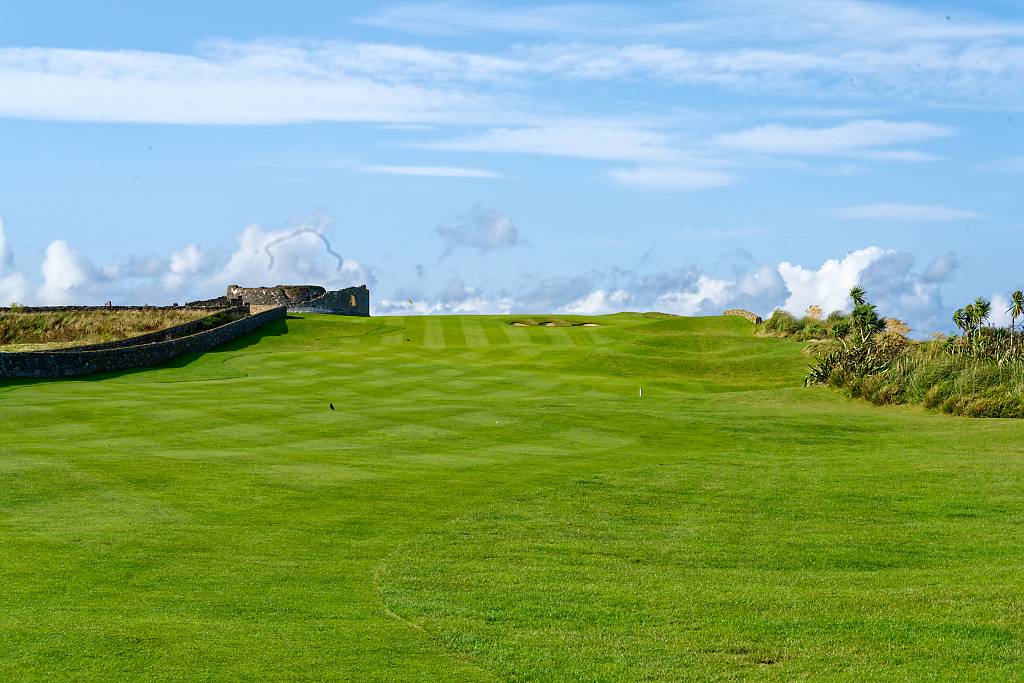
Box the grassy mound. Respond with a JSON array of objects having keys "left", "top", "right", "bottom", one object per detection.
[
  {"left": 0, "top": 308, "right": 211, "bottom": 351},
  {"left": 2, "top": 313, "right": 1023, "bottom": 679}
]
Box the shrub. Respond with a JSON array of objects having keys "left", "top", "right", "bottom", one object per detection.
[{"left": 764, "top": 309, "right": 803, "bottom": 335}]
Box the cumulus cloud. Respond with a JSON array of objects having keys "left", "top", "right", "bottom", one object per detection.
[
  {"left": 0, "top": 216, "right": 968, "bottom": 336},
  {"left": 779, "top": 247, "right": 889, "bottom": 314},
  {"left": 0, "top": 214, "right": 374, "bottom": 307},
  {"left": 0, "top": 218, "right": 28, "bottom": 305},
  {"left": 163, "top": 244, "right": 205, "bottom": 290},
  {"left": 436, "top": 206, "right": 526, "bottom": 259},
  {"left": 377, "top": 277, "right": 514, "bottom": 315},
  {"left": 215, "top": 220, "right": 371, "bottom": 290},
  {"left": 559, "top": 289, "right": 632, "bottom": 315},
  {"left": 778, "top": 247, "right": 956, "bottom": 332},
  {"left": 39, "top": 240, "right": 107, "bottom": 305},
  {"left": 923, "top": 252, "right": 958, "bottom": 283},
  {"left": 0, "top": 217, "right": 12, "bottom": 270}
]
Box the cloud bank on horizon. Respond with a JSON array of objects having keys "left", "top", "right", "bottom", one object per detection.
[
  {"left": 0, "top": 0, "right": 1020, "bottom": 335},
  {"left": 0, "top": 214, "right": 965, "bottom": 336}
]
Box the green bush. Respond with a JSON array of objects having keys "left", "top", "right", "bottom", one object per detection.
[{"left": 763, "top": 309, "right": 803, "bottom": 335}]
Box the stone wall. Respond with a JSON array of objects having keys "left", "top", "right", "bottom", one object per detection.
[
  {"left": 723, "top": 309, "right": 763, "bottom": 324},
  {"left": 66, "top": 306, "right": 249, "bottom": 352},
  {"left": 289, "top": 285, "right": 369, "bottom": 316},
  {"left": 0, "top": 306, "right": 286, "bottom": 379},
  {"left": 226, "top": 284, "right": 326, "bottom": 307},
  {"left": 0, "top": 304, "right": 230, "bottom": 314},
  {"left": 227, "top": 283, "right": 370, "bottom": 316}
]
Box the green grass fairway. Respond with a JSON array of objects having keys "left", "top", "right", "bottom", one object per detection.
[{"left": 3, "top": 313, "right": 1024, "bottom": 680}]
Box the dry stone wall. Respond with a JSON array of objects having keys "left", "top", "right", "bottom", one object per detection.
[
  {"left": 289, "top": 286, "right": 369, "bottom": 316},
  {"left": 227, "top": 284, "right": 369, "bottom": 316},
  {"left": 723, "top": 309, "right": 763, "bottom": 324},
  {"left": 226, "top": 285, "right": 326, "bottom": 307},
  {"left": 68, "top": 307, "right": 248, "bottom": 352},
  {"left": 0, "top": 306, "right": 286, "bottom": 379}
]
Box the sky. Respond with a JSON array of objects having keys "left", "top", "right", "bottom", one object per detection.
[{"left": 1, "top": 0, "right": 1022, "bottom": 334}]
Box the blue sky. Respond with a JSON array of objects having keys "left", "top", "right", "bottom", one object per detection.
[{"left": 1, "top": 1, "right": 1022, "bottom": 332}]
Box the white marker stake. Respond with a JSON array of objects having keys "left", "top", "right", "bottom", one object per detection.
[{"left": 639, "top": 387, "right": 643, "bottom": 398}]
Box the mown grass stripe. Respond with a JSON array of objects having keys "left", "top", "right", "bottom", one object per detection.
[
  {"left": 482, "top": 319, "right": 511, "bottom": 346},
  {"left": 545, "top": 328, "right": 576, "bottom": 347},
  {"left": 441, "top": 317, "right": 467, "bottom": 348},
  {"left": 401, "top": 316, "right": 425, "bottom": 346},
  {"left": 461, "top": 318, "right": 489, "bottom": 348},
  {"left": 522, "top": 326, "right": 555, "bottom": 346},
  {"left": 565, "top": 326, "right": 597, "bottom": 346},
  {"left": 378, "top": 317, "right": 406, "bottom": 346},
  {"left": 503, "top": 322, "right": 532, "bottom": 345},
  {"left": 422, "top": 317, "right": 445, "bottom": 349}
]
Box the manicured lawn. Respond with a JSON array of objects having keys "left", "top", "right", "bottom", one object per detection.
[{"left": 2, "top": 313, "right": 1023, "bottom": 680}]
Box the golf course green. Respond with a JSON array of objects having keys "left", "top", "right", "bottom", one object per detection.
[{"left": 2, "top": 313, "right": 1022, "bottom": 680}]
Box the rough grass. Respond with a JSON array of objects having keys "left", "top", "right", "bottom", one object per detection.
[
  {"left": 0, "top": 308, "right": 210, "bottom": 351},
  {"left": 2, "top": 313, "right": 1024, "bottom": 680},
  {"left": 815, "top": 340, "right": 1024, "bottom": 418}
]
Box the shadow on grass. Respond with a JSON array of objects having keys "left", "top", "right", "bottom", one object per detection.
[{"left": 0, "top": 318, "right": 289, "bottom": 389}]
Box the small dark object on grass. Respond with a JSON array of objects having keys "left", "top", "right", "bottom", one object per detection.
[{"left": 329, "top": 402, "right": 335, "bottom": 411}]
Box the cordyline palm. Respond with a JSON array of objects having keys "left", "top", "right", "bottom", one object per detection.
[
  {"left": 953, "top": 308, "right": 969, "bottom": 335},
  {"left": 1008, "top": 290, "right": 1024, "bottom": 352},
  {"left": 973, "top": 297, "right": 991, "bottom": 348},
  {"left": 963, "top": 303, "right": 976, "bottom": 345},
  {"left": 848, "top": 287, "right": 883, "bottom": 344}
]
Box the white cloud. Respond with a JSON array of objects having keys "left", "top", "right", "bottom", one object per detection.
[
  {"left": 0, "top": 273, "right": 27, "bottom": 306},
  {"left": 714, "top": 119, "right": 952, "bottom": 157},
  {"left": 163, "top": 244, "right": 205, "bottom": 290},
  {"left": 854, "top": 150, "right": 941, "bottom": 163},
  {"left": 0, "top": 218, "right": 12, "bottom": 270},
  {"left": 653, "top": 275, "right": 733, "bottom": 315},
  {"left": 0, "top": 218, "right": 28, "bottom": 306},
  {"left": 779, "top": 247, "right": 888, "bottom": 314},
  {"left": 361, "top": 164, "right": 502, "bottom": 178},
  {"left": 830, "top": 203, "right": 979, "bottom": 221},
  {"left": 0, "top": 215, "right": 375, "bottom": 307},
  {"left": 559, "top": 289, "right": 631, "bottom": 315},
  {"left": 437, "top": 206, "right": 526, "bottom": 258},
  {"left": 39, "top": 240, "right": 106, "bottom": 305},
  {"left": 215, "top": 219, "right": 372, "bottom": 291},
  {"left": 0, "top": 43, "right": 508, "bottom": 126},
  {"left": 607, "top": 165, "right": 736, "bottom": 191},
  {"left": 377, "top": 277, "right": 514, "bottom": 315},
  {"left": 428, "top": 122, "right": 674, "bottom": 162},
  {"left": 777, "top": 246, "right": 955, "bottom": 331},
  {"left": 358, "top": 3, "right": 697, "bottom": 38}
]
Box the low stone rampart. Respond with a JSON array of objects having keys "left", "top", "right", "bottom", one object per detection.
[
  {"left": 227, "top": 284, "right": 369, "bottom": 316},
  {"left": 0, "top": 304, "right": 230, "bottom": 314},
  {"left": 723, "top": 309, "right": 763, "bottom": 324},
  {"left": 289, "top": 286, "right": 369, "bottom": 316},
  {"left": 68, "top": 306, "right": 249, "bottom": 352},
  {"left": 0, "top": 306, "right": 286, "bottom": 379}
]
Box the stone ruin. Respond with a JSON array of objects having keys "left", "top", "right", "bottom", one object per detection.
[
  {"left": 219, "top": 284, "right": 369, "bottom": 316},
  {"left": 723, "top": 308, "right": 762, "bottom": 324}
]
